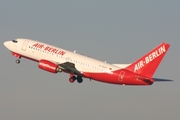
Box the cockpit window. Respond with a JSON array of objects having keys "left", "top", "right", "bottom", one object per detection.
[{"left": 12, "top": 39, "right": 18, "bottom": 43}]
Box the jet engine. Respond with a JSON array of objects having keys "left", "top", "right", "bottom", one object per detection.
[{"left": 38, "top": 60, "right": 62, "bottom": 73}]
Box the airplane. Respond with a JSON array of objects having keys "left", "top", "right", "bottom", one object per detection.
[{"left": 4, "top": 38, "right": 170, "bottom": 85}]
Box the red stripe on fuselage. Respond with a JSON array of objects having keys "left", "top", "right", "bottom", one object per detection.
[
  {"left": 83, "top": 69, "right": 154, "bottom": 85},
  {"left": 11, "top": 52, "right": 153, "bottom": 85}
]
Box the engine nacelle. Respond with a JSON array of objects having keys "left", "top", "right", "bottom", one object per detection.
[{"left": 38, "top": 60, "right": 59, "bottom": 73}]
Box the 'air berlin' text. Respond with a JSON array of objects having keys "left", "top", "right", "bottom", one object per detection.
[
  {"left": 134, "top": 46, "right": 166, "bottom": 72},
  {"left": 32, "top": 43, "right": 66, "bottom": 56}
]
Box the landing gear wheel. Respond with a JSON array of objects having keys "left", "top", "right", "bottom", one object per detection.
[
  {"left": 69, "top": 76, "right": 76, "bottom": 83},
  {"left": 77, "top": 76, "right": 83, "bottom": 83},
  {"left": 16, "top": 59, "right": 20, "bottom": 64},
  {"left": 69, "top": 78, "right": 75, "bottom": 83}
]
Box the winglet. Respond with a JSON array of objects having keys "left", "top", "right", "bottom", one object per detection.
[{"left": 125, "top": 42, "right": 170, "bottom": 78}]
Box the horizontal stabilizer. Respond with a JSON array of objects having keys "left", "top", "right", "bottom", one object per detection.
[{"left": 153, "top": 78, "right": 173, "bottom": 82}]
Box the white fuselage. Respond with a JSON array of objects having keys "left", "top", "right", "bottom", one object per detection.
[{"left": 4, "top": 38, "right": 127, "bottom": 74}]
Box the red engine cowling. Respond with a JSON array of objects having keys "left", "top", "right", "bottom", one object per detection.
[{"left": 38, "top": 60, "right": 58, "bottom": 73}]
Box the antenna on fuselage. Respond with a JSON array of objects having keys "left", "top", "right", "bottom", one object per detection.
[{"left": 74, "top": 50, "right": 76, "bottom": 53}]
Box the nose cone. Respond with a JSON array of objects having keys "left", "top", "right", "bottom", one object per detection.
[
  {"left": 4, "top": 41, "right": 9, "bottom": 48},
  {"left": 4, "top": 41, "right": 11, "bottom": 49}
]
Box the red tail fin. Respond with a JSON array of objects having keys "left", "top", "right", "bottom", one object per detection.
[{"left": 125, "top": 42, "right": 170, "bottom": 78}]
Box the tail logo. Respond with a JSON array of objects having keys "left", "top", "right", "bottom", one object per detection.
[
  {"left": 134, "top": 45, "right": 166, "bottom": 73},
  {"left": 118, "top": 71, "right": 125, "bottom": 82}
]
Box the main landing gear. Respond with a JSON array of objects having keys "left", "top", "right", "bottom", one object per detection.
[{"left": 69, "top": 75, "right": 83, "bottom": 83}]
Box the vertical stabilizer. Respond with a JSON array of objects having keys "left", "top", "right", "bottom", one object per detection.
[{"left": 125, "top": 42, "right": 170, "bottom": 78}]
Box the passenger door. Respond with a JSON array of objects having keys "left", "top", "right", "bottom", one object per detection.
[{"left": 21, "top": 40, "right": 29, "bottom": 51}]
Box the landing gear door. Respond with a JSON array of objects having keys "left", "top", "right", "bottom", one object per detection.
[
  {"left": 118, "top": 71, "right": 125, "bottom": 82},
  {"left": 21, "top": 40, "right": 29, "bottom": 51}
]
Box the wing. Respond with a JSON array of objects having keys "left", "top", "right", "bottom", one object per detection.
[
  {"left": 38, "top": 59, "right": 82, "bottom": 75},
  {"left": 59, "top": 62, "right": 82, "bottom": 75}
]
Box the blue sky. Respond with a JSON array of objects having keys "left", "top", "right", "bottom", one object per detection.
[{"left": 1, "top": 1, "right": 180, "bottom": 120}]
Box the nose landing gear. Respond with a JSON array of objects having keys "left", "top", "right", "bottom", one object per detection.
[
  {"left": 12, "top": 52, "right": 21, "bottom": 64},
  {"left": 16, "top": 59, "right": 20, "bottom": 64}
]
